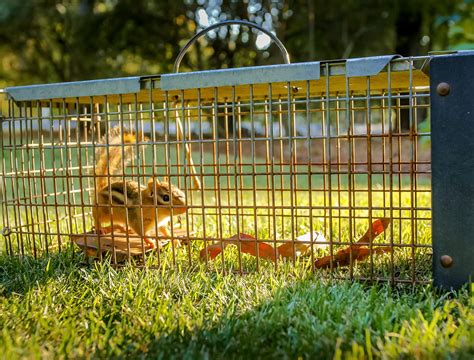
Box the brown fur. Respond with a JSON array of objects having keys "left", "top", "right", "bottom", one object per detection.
[
  {"left": 94, "top": 126, "right": 137, "bottom": 192},
  {"left": 92, "top": 126, "right": 186, "bottom": 242}
]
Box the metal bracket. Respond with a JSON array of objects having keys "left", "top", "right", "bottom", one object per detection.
[
  {"left": 431, "top": 52, "right": 474, "bottom": 290},
  {"left": 346, "top": 55, "right": 401, "bottom": 77},
  {"left": 422, "top": 50, "right": 474, "bottom": 75}
]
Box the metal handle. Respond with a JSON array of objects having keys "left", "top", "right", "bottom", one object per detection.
[{"left": 173, "top": 20, "right": 291, "bottom": 73}]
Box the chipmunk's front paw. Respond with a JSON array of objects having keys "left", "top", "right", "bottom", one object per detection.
[{"left": 96, "top": 226, "right": 111, "bottom": 235}]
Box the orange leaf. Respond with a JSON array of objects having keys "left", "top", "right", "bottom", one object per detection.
[
  {"left": 314, "top": 218, "right": 391, "bottom": 269},
  {"left": 200, "top": 243, "right": 226, "bottom": 260},
  {"left": 200, "top": 233, "right": 277, "bottom": 262},
  {"left": 231, "top": 233, "right": 277, "bottom": 261},
  {"left": 314, "top": 246, "right": 392, "bottom": 269},
  {"left": 241, "top": 241, "right": 276, "bottom": 261},
  {"left": 356, "top": 218, "right": 390, "bottom": 246},
  {"left": 313, "top": 255, "right": 332, "bottom": 268},
  {"left": 277, "top": 242, "right": 307, "bottom": 258}
]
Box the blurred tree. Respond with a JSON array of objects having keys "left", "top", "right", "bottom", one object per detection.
[
  {"left": 132, "top": 0, "right": 473, "bottom": 71},
  {"left": 177, "top": 0, "right": 286, "bottom": 71},
  {"left": 281, "top": 0, "right": 395, "bottom": 60},
  {"left": 0, "top": 0, "right": 107, "bottom": 83},
  {"left": 0, "top": 0, "right": 472, "bottom": 86},
  {"left": 0, "top": 0, "right": 194, "bottom": 84}
]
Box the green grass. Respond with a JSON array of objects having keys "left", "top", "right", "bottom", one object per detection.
[
  {"left": 1, "top": 142, "right": 471, "bottom": 359},
  {"left": 0, "top": 190, "right": 472, "bottom": 359},
  {"left": 3, "top": 188, "right": 433, "bottom": 282},
  {"left": 0, "top": 253, "right": 472, "bottom": 359}
]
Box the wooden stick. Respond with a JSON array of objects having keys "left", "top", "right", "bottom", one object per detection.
[{"left": 174, "top": 103, "right": 201, "bottom": 190}]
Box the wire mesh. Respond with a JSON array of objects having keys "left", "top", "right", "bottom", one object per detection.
[{"left": 1, "top": 56, "right": 432, "bottom": 283}]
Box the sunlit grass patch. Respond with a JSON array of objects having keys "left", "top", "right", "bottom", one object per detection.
[
  {"left": 0, "top": 252, "right": 472, "bottom": 359},
  {"left": 0, "top": 181, "right": 471, "bottom": 359},
  {"left": 2, "top": 187, "right": 432, "bottom": 283}
]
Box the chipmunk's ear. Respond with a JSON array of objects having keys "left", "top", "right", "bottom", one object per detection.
[
  {"left": 162, "top": 175, "right": 169, "bottom": 183},
  {"left": 147, "top": 178, "right": 160, "bottom": 189},
  {"left": 147, "top": 178, "right": 159, "bottom": 197}
]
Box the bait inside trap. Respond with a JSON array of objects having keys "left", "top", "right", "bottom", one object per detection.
[
  {"left": 71, "top": 227, "right": 192, "bottom": 260},
  {"left": 1, "top": 22, "right": 473, "bottom": 288}
]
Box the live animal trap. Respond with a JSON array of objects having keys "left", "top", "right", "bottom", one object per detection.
[{"left": 1, "top": 22, "right": 473, "bottom": 289}]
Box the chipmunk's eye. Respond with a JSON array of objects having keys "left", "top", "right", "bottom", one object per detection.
[{"left": 162, "top": 194, "right": 170, "bottom": 202}]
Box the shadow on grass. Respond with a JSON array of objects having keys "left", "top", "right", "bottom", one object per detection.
[
  {"left": 1, "top": 248, "right": 470, "bottom": 359},
  {"left": 0, "top": 249, "right": 85, "bottom": 297},
  {"left": 143, "top": 279, "right": 356, "bottom": 358},
  {"left": 128, "top": 279, "right": 470, "bottom": 359},
  {"left": 123, "top": 254, "right": 466, "bottom": 358}
]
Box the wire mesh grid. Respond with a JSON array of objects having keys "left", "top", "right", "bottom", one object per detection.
[{"left": 1, "top": 56, "right": 432, "bottom": 283}]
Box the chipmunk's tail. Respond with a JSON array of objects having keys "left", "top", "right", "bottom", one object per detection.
[{"left": 94, "top": 126, "right": 138, "bottom": 193}]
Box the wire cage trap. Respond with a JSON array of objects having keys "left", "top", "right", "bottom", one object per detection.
[{"left": 1, "top": 22, "right": 473, "bottom": 288}]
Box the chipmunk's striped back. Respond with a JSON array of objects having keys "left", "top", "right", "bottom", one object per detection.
[{"left": 100, "top": 181, "right": 142, "bottom": 205}]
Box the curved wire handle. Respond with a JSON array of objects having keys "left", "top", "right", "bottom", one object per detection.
[{"left": 173, "top": 20, "right": 291, "bottom": 73}]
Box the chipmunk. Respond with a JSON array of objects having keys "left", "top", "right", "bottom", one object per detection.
[{"left": 92, "top": 126, "right": 187, "bottom": 249}]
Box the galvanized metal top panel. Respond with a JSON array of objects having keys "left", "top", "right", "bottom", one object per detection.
[
  {"left": 5, "top": 76, "right": 142, "bottom": 102},
  {"left": 3, "top": 54, "right": 425, "bottom": 102},
  {"left": 160, "top": 62, "right": 321, "bottom": 90}
]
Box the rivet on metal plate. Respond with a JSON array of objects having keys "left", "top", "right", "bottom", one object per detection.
[
  {"left": 436, "top": 82, "right": 450, "bottom": 96},
  {"left": 440, "top": 255, "right": 454, "bottom": 268}
]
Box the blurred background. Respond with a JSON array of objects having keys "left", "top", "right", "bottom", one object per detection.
[{"left": 0, "top": 0, "right": 472, "bottom": 86}]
